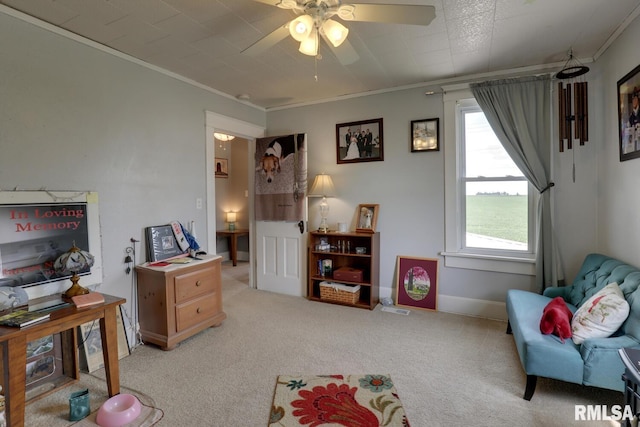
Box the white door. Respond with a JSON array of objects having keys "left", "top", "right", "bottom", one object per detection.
[
  {"left": 254, "top": 134, "right": 307, "bottom": 297},
  {"left": 256, "top": 220, "right": 306, "bottom": 296}
]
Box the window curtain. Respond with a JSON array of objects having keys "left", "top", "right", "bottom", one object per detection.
[{"left": 470, "top": 75, "right": 563, "bottom": 292}]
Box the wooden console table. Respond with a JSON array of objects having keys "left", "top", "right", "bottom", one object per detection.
[
  {"left": 216, "top": 229, "right": 249, "bottom": 266},
  {"left": 0, "top": 293, "right": 125, "bottom": 427}
]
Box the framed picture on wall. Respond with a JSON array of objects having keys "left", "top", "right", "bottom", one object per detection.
[
  {"left": 411, "top": 118, "right": 439, "bottom": 152},
  {"left": 336, "top": 118, "right": 383, "bottom": 164},
  {"left": 215, "top": 158, "right": 228, "bottom": 177},
  {"left": 394, "top": 256, "right": 438, "bottom": 311},
  {"left": 617, "top": 63, "right": 640, "bottom": 161}
]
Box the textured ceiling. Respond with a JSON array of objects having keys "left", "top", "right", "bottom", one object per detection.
[{"left": 2, "top": 0, "right": 639, "bottom": 109}]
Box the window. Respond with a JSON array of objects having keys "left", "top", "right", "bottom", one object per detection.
[
  {"left": 443, "top": 89, "right": 535, "bottom": 275},
  {"left": 461, "top": 106, "right": 532, "bottom": 254}
]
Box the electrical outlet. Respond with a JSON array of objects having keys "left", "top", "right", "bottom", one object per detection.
[{"left": 196, "top": 198, "right": 202, "bottom": 209}]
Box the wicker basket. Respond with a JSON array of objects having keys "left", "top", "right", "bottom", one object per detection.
[{"left": 319, "top": 282, "right": 361, "bottom": 305}]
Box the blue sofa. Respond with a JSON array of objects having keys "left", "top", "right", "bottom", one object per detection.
[{"left": 506, "top": 253, "right": 640, "bottom": 400}]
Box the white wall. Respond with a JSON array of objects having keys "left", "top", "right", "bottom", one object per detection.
[
  {"left": 596, "top": 15, "right": 640, "bottom": 267},
  {"left": 0, "top": 11, "right": 265, "bottom": 336},
  {"left": 267, "top": 88, "right": 537, "bottom": 319}
]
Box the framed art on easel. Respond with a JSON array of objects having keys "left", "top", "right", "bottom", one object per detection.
[{"left": 394, "top": 256, "right": 438, "bottom": 311}]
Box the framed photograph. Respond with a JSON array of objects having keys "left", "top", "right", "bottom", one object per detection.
[
  {"left": 617, "top": 64, "right": 640, "bottom": 161},
  {"left": 215, "top": 157, "right": 228, "bottom": 177},
  {"left": 336, "top": 118, "right": 383, "bottom": 164},
  {"left": 411, "top": 118, "right": 439, "bottom": 152},
  {"left": 394, "top": 256, "right": 438, "bottom": 311},
  {"left": 356, "top": 204, "right": 378, "bottom": 233},
  {"left": 79, "top": 305, "right": 130, "bottom": 373}
]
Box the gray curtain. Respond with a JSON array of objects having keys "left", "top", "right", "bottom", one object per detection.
[{"left": 470, "top": 75, "right": 563, "bottom": 292}]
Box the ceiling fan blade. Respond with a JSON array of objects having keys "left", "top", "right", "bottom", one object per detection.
[
  {"left": 344, "top": 4, "right": 436, "bottom": 26},
  {"left": 321, "top": 35, "right": 359, "bottom": 65},
  {"left": 242, "top": 25, "right": 290, "bottom": 56}
]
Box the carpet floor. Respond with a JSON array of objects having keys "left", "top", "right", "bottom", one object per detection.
[{"left": 21, "top": 261, "right": 624, "bottom": 426}]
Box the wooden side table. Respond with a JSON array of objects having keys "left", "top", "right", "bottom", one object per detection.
[
  {"left": 216, "top": 229, "right": 249, "bottom": 266},
  {"left": 0, "top": 294, "right": 125, "bottom": 427}
]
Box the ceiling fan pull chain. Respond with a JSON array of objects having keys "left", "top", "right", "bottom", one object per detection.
[{"left": 314, "top": 56, "right": 318, "bottom": 82}]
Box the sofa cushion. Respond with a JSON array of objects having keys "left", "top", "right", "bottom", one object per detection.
[
  {"left": 540, "top": 297, "right": 573, "bottom": 342},
  {"left": 571, "top": 282, "right": 630, "bottom": 345}
]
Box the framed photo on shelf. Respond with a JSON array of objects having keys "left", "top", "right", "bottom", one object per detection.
[
  {"left": 336, "top": 118, "right": 383, "bottom": 164},
  {"left": 394, "top": 256, "right": 438, "bottom": 311},
  {"left": 411, "top": 118, "right": 439, "bottom": 152},
  {"left": 215, "top": 157, "right": 228, "bottom": 177},
  {"left": 79, "top": 305, "right": 130, "bottom": 373},
  {"left": 356, "top": 204, "right": 379, "bottom": 233},
  {"left": 617, "top": 64, "right": 640, "bottom": 161}
]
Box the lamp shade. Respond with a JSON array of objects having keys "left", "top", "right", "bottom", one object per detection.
[
  {"left": 298, "top": 28, "right": 319, "bottom": 56},
  {"left": 54, "top": 243, "right": 94, "bottom": 276},
  {"left": 54, "top": 242, "right": 95, "bottom": 299},
  {"left": 309, "top": 174, "right": 336, "bottom": 197},
  {"left": 322, "top": 19, "right": 349, "bottom": 47},
  {"left": 226, "top": 211, "right": 237, "bottom": 223},
  {"left": 289, "top": 15, "right": 314, "bottom": 42}
]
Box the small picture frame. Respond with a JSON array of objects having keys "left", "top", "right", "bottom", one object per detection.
[
  {"left": 411, "top": 118, "right": 439, "bottom": 152},
  {"left": 215, "top": 158, "right": 228, "bottom": 177},
  {"left": 336, "top": 118, "right": 384, "bottom": 164},
  {"left": 356, "top": 204, "right": 379, "bottom": 233},
  {"left": 394, "top": 256, "right": 438, "bottom": 311},
  {"left": 617, "top": 64, "right": 640, "bottom": 161}
]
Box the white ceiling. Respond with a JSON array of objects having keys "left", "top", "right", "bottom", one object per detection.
[{"left": 3, "top": 0, "right": 639, "bottom": 109}]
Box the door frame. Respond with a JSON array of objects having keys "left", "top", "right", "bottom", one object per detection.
[{"left": 205, "top": 111, "right": 265, "bottom": 288}]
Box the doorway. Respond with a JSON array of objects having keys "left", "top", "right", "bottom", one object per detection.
[{"left": 205, "top": 111, "right": 265, "bottom": 289}]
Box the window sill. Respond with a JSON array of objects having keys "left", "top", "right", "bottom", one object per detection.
[{"left": 440, "top": 251, "right": 535, "bottom": 276}]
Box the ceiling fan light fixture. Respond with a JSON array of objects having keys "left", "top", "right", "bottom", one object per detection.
[
  {"left": 299, "top": 28, "right": 319, "bottom": 56},
  {"left": 289, "top": 15, "right": 313, "bottom": 42},
  {"left": 322, "top": 19, "right": 349, "bottom": 47}
]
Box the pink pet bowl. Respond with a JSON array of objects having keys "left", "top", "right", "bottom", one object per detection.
[{"left": 96, "top": 394, "right": 142, "bottom": 427}]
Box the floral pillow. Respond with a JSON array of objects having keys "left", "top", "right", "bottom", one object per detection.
[{"left": 571, "top": 282, "right": 630, "bottom": 345}]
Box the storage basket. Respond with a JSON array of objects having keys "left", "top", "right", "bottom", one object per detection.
[{"left": 319, "top": 282, "right": 361, "bottom": 305}]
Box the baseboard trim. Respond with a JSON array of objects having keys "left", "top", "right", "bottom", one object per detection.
[{"left": 437, "top": 294, "right": 507, "bottom": 321}]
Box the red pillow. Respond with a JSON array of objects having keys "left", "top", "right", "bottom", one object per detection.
[{"left": 540, "top": 297, "right": 573, "bottom": 343}]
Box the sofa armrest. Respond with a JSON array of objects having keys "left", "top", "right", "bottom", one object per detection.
[{"left": 582, "top": 335, "right": 640, "bottom": 351}]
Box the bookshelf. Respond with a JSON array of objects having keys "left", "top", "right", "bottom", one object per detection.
[{"left": 308, "top": 231, "right": 379, "bottom": 310}]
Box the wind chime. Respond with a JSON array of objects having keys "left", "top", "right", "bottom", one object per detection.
[{"left": 557, "top": 49, "right": 590, "bottom": 152}]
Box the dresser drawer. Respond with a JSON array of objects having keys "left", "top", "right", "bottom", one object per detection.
[
  {"left": 175, "top": 293, "right": 218, "bottom": 332},
  {"left": 174, "top": 267, "right": 215, "bottom": 303}
]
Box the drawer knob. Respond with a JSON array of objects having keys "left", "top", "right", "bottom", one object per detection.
[
  {"left": 196, "top": 280, "right": 201, "bottom": 286},
  {"left": 197, "top": 307, "right": 201, "bottom": 313}
]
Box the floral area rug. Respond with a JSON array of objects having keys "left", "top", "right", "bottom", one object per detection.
[{"left": 269, "top": 374, "right": 409, "bottom": 426}]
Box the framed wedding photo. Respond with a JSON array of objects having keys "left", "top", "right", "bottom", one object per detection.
[
  {"left": 617, "top": 63, "right": 640, "bottom": 162},
  {"left": 336, "top": 118, "right": 384, "bottom": 164},
  {"left": 356, "top": 204, "right": 378, "bottom": 233},
  {"left": 394, "top": 256, "right": 438, "bottom": 311},
  {"left": 411, "top": 118, "right": 439, "bottom": 152}
]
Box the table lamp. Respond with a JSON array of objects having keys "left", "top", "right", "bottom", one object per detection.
[
  {"left": 309, "top": 173, "right": 336, "bottom": 232},
  {"left": 54, "top": 242, "right": 95, "bottom": 299},
  {"left": 226, "top": 211, "right": 237, "bottom": 231}
]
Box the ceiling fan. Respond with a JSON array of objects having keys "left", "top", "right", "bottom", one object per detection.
[{"left": 244, "top": 0, "right": 436, "bottom": 65}]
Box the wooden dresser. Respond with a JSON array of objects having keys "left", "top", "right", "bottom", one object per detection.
[{"left": 135, "top": 255, "right": 226, "bottom": 350}]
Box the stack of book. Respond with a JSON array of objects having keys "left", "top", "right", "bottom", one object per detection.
[{"left": 0, "top": 309, "right": 50, "bottom": 328}]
